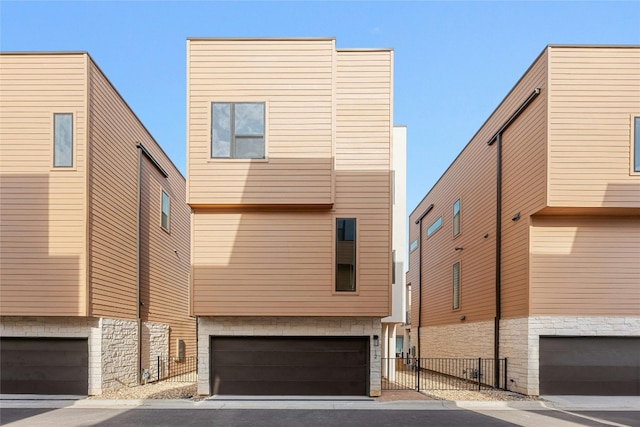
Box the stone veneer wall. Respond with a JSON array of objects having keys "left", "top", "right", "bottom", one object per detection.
[
  {"left": 0, "top": 316, "right": 102, "bottom": 395},
  {"left": 99, "top": 318, "right": 139, "bottom": 393},
  {"left": 197, "top": 316, "right": 382, "bottom": 396},
  {"left": 522, "top": 315, "right": 640, "bottom": 396},
  {"left": 141, "top": 321, "right": 169, "bottom": 382},
  {"left": 421, "top": 320, "right": 494, "bottom": 358}
]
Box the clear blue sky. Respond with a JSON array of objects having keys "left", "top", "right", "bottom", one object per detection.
[{"left": 2, "top": 1, "right": 639, "bottom": 212}]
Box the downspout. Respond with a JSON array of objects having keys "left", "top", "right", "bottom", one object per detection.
[
  {"left": 136, "top": 144, "right": 142, "bottom": 385},
  {"left": 487, "top": 88, "right": 540, "bottom": 387},
  {"left": 414, "top": 203, "right": 434, "bottom": 359}
]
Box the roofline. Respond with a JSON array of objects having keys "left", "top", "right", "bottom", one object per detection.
[
  {"left": 337, "top": 48, "right": 394, "bottom": 52},
  {"left": 0, "top": 51, "right": 89, "bottom": 55},
  {"left": 187, "top": 37, "right": 335, "bottom": 41},
  {"left": 86, "top": 54, "right": 186, "bottom": 182},
  {"left": 547, "top": 44, "right": 640, "bottom": 48}
]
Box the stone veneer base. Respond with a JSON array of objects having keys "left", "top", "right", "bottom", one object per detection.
[{"left": 197, "top": 316, "right": 382, "bottom": 397}]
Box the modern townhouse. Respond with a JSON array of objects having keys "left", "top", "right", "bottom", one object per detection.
[
  {"left": 187, "top": 38, "right": 394, "bottom": 397},
  {"left": 0, "top": 52, "right": 195, "bottom": 395},
  {"left": 407, "top": 45, "right": 640, "bottom": 396}
]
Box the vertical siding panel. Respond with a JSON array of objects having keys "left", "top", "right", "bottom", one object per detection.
[
  {"left": 548, "top": 46, "right": 640, "bottom": 207},
  {"left": 530, "top": 216, "right": 640, "bottom": 315},
  {"left": 0, "top": 54, "right": 87, "bottom": 315}
]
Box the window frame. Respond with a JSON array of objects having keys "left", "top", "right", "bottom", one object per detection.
[
  {"left": 161, "top": 190, "right": 170, "bottom": 232},
  {"left": 453, "top": 199, "right": 461, "bottom": 237},
  {"left": 335, "top": 217, "right": 357, "bottom": 293},
  {"left": 53, "top": 113, "right": 74, "bottom": 168},
  {"left": 426, "top": 216, "right": 443, "bottom": 237},
  {"left": 452, "top": 261, "right": 460, "bottom": 310},
  {"left": 632, "top": 115, "right": 640, "bottom": 174},
  {"left": 409, "top": 239, "right": 418, "bottom": 253},
  {"left": 211, "top": 101, "right": 266, "bottom": 160}
]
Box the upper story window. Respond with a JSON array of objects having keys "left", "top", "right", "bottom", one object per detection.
[
  {"left": 427, "top": 216, "right": 442, "bottom": 237},
  {"left": 453, "top": 199, "right": 461, "bottom": 237},
  {"left": 634, "top": 116, "right": 640, "bottom": 173},
  {"left": 212, "top": 102, "right": 265, "bottom": 159},
  {"left": 161, "top": 190, "right": 170, "bottom": 232},
  {"left": 409, "top": 239, "right": 418, "bottom": 252},
  {"left": 53, "top": 113, "right": 73, "bottom": 167},
  {"left": 452, "top": 262, "right": 460, "bottom": 310},
  {"left": 336, "top": 218, "right": 356, "bottom": 292}
]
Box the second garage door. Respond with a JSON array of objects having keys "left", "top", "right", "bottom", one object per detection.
[
  {"left": 210, "top": 336, "right": 369, "bottom": 396},
  {"left": 0, "top": 337, "right": 89, "bottom": 395},
  {"left": 539, "top": 336, "right": 640, "bottom": 395}
]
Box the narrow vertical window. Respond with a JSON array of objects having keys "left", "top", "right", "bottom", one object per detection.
[
  {"left": 392, "top": 250, "right": 396, "bottom": 285},
  {"left": 453, "top": 199, "right": 461, "bottom": 236},
  {"left": 53, "top": 113, "right": 73, "bottom": 167},
  {"left": 452, "top": 262, "right": 460, "bottom": 310},
  {"left": 161, "top": 191, "right": 170, "bottom": 231},
  {"left": 634, "top": 116, "right": 640, "bottom": 173},
  {"left": 336, "top": 218, "right": 356, "bottom": 292}
]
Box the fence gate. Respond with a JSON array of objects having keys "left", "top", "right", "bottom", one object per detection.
[{"left": 381, "top": 357, "right": 507, "bottom": 392}]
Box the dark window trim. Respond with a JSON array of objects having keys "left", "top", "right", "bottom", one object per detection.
[
  {"left": 335, "top": 217, "right": 357, "bottom": 293},
  {"left": 453, "top": 199, "right": 461, "bottom": 237},
  {"left": 161, "top": 190, "right": 170, "bottom": 232},
  {"left": 453, "top": 261, "right": 460, "bottom": 310}
]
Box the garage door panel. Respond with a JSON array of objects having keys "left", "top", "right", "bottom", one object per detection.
[
  {"left": 540, "top": 337, "right": 640, "bottom": 396},
  {"left": 0, "top": 338, "right": 88, "bottom": 395},
  {"left": 211, "top": 336, "right": 369, "bottom": 396}
]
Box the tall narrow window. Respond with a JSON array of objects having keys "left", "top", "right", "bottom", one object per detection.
[
  {"left": 452, "top": 262, "right": 460, "bottom": 310},
  {"left": 53, "top": 113, "right": 73, "bottom": 167},
  {"left": 392, "top": 250, "right": 396, "bottom": 285},
  {"left": 336, "top": 218, "right": 356, "bottom": 292},
  {"left": 634, "top": 116, "right": 640, "bottom": 173},
  {"left": 212, "top": 102, "right": 265, "bottom": 159},
  {"left": 161, "top": 191, "right": 170, "bottom": 231},
  {"left": 453, "top": 199, "right": 461, "bottom": 236}
]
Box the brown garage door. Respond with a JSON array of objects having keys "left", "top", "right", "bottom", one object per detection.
[
  {"left": 0, "top": 338, "right": 88, "bottom": 395},
  {"left": 539, "top": 336, "right": 640, "bottom": 395},
  {"left": 210, "top": 336, "right": 369, "bottom": 396}
]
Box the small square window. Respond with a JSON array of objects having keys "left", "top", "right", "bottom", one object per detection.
[
  {"left": 212, "top": 102, "right": 265, "bottom": 159},
  {"left": 161, "top": 191, "right": 170, "bottom": 231},
  {"left": 53, "top": 113, "right": 73, "bottom": 167}
]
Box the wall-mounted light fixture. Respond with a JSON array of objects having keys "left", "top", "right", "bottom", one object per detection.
[
  {"left": 373, "top": 335, "right": 380, "bottom": 347},
  {"left": 512, "top": 212, "right": 521, "bottom": 221},
  {"left": 460, "top": 315, "right": 466, "bottom": 321},
  {"left": 455, "top": 246, "right": 464, "bottom": 251},
  {"left": 484, "top": 233, "right": 489, "bottom": 239}
]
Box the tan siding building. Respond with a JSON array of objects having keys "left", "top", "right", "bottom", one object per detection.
[
  {"left": 407, "top": 45, "right": 640, "bottom": 396},
  {"left": 0, "top": 53, "right": 194, "bottom": 395},
  {"left": 188, "top": 38, "right": 393, "bottom": 397}
]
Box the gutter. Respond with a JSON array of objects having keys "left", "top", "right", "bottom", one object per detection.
[{"left": 486, "top": 88, "right": 540, "bottom": 387}]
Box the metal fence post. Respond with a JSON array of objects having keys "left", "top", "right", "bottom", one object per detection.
[
  {"left": 477, "top": 358, "right": 482, "bottom": 391},
  {"left": 416, "top": 358, "right": 420, "bottom": 392},
  {"left": 157, "top": 356, "right": 160, "bottom": 382},
  {"left": 503, "top": 358, "right": 508, "bottom": 390}
]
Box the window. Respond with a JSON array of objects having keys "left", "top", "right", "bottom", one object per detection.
[
  {"left": 392, "top": 250, "right": 396, "bottom": 285},
  {"left": 452, "top": 262, "right": 460, "bottom": 310},
  {"left": 409, "top": 239, "right": 418, "bottom": 252},
  {"left": 161, "top": 191, "right": 170, "bottom": 231},
  {"left": 453, "top": 199, "right": 461, "bottom": 236},
  {"left": 53, "top": 113, "right": 73, "bottom": 167},
  {"left": 427, "top": 216, "right": 442, "bottom": 237},
  {"left": 212, "top": 102, "right": 265, "bottom": 159},
  {"left": 336, "top": 218, "right": 356, "bottom": 292},
  {"left": 634, "top": 116, "right": 640, "bottom": 173}
]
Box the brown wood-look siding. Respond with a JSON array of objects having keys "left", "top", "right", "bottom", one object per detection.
[
  {"left": 530, "top": 215, "right": 640, "bottom": 316},
  {"left": 547, "top": 46, "right": 640, "bottom": 207},
  {"left": 407, "top": 50, "right": 548, "bottom": 327},
  {"left": 88, "top": 59, "right": 195, "bottom": 355},
  {"left": 187, "top": 39, "right": 334, "bottom": 206},
  {"left": 190, "top": 42, "right": 392, "bottom": 317},
  {"left": 0, "top": 53, "right": 88, "bottom": 316}
]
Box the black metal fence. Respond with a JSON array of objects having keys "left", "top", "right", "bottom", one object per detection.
[
  {"left": 155, "top": 356, "right": 197, "bottom": 382},
  {"left": 381, "top": 357, "right": 507, "bottom": 391}
]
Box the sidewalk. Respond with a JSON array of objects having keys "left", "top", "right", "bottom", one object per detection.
[{"left": 2, "top": 394, "right": 639, "bottom": 411}]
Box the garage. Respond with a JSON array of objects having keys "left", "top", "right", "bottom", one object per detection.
[
  {"left": 210, "top": 336, "right": 369, "bottom": 396},
  {"left": 539, "top": 336, "right": 640, "bottom": 395},
  {"left": 0, "top": 337, "right": 88, "bottom": 395}
]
